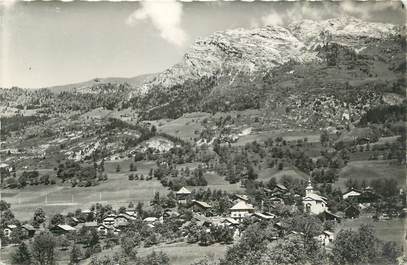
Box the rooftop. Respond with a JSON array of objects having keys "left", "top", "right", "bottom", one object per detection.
[
  {"left": 230, "top": 201, "right": 254, "bottom": 211},
  {"left": 176, "top": 187, "right": 191, "bottom": 195}
]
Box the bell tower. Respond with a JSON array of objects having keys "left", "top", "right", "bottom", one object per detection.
[{"left": 305, "top": 178, "right": 313, "bottom": 196}]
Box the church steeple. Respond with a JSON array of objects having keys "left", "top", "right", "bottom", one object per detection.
[{"left": 305, "top": 178, "right": 313, "bottom": 196}]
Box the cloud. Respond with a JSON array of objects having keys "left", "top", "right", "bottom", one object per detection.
[
  {"left": 261, "top": 10, "right": 284, "bottom": 26},
  {"left": 0, "top": 0, "right": 17, "bottom": 10},
  {"left": 258, "top": 1, "right": 403, "bottom": 27},
  {"left": 126, "top": 0, "right": 187, "bottom": 47}
]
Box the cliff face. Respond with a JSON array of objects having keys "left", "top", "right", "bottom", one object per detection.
[
  {"left": 133, "top": 16, "right": 404, "bottom": 125},
  {"left": 137, "top": 17, "right": 399, "bottom": 94}
]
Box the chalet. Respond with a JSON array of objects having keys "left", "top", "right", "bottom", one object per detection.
[
  {"left": 321, "top": 210, "right": 342, "bottom": 222},
  {"left": 143, "top": 217, "right": 159, "bottom": 224},
  {"left": 302, "top": 179, "right": 327, "bottom": 215},
  {"left": 234, "top": 194, "right": 249, "bottom": 203},
  {"left": 191, "top": 200, "right": 212, "bottom": 214},
  {"left": 3, "top": 224, "right": 17, "bottom": 238},
  {"left": 275, "top": 184, "right": 288, "bottom": 193},
  {"left": 343, "top": 188, "right": 362, "bottom": 200},
  {"left": 192, "top": 214, "right": 210, "bottom": 227},
  {"left": 263, "top": 188, "right": 273, "bottom": 197},
  {"left": 176, "top": 187, "right": 191, "bottom": 204},
  {"left": 230, "top": 201, "right": 255, "bottom": 221},
  {"left": 269, "top": 197, "right": 284, "bottom": 204},
  {"left": 163, "top": 209, "right": 180, "bottom": 219},
  {"left": 102, "top": 214, "right": 116, "bottom": 226},
  {"left": 97, "top": 224, "right": 111, "bottom": 235},
  {"left": 82, "top": 222, "right": 98, "bottom": 230},
  {"left": 251, "top": 212, "right": 275, "bottom": 221},
  {"left": 314, "top": 231, "right": 334, "bottom": 247},
  {"left": 125, "top": 210, "right": 137, "bottom": 218},
  {"left": 345, "top": 205, "right": 360, "bottom": 219},
  {"left": 21, "top": 224, "right": 36, "bottom": 238},
  {"left": 221, "top": 217, "right": 239, "bottom": 227},
  {"left": 114, "top": 213, "right": 136, "bottom": 227},
  {"left": 50, "top": 224, "right": 76, "bottom": 235}
]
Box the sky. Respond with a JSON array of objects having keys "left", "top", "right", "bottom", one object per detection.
[{"left": 0, "top": 0, "right": 405, "bottom": 89}]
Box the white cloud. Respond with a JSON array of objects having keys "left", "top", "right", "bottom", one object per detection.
[
  {"left": 0, "top": 0, "right": 17, "bottom": 10},
  {"left": 126, "top": 0, "right": 187, "bottom": 47},
  {"left": 261, "top": 10, "right": 284, "bottom": 26},
  {"left": 258, "top": 1, "right": 403, "bottom": 27}
]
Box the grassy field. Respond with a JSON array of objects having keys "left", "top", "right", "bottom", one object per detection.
[
  {"left": 337, "top": 159, "right": 406, "bottom": 190},
  {"left": 335, "top": 215, "right": 406, "bottom": 245},
  {"left": 257, "top": 167, "right": 308, "bottom": 183},
  {"left": 149, "top": 112, "right": 209, "bottom": 143},
  {"left": 231, "top": 129, "right": 320, "bottom": 147},
  {"left": 2, "top": 159, "right": 244, "bottom": 220},
  {"left": 72, "top": 242, "right": 228, "bottom": 265},
  {"left": 3, "top": 159, "right": 170, "bottom": 221}
]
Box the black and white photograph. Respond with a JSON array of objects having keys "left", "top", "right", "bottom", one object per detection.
[{"left": 0, "top": 0, "right": 406, "bottom": 264}]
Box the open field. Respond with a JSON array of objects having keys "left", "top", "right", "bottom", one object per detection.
[
  {"left": 257, "top": 167, "right": 308, "bottom": 183},
  {"left": 336, "top": 215, "right": 406, "bottom": 245},
  {"left": 149, "top": 112, "right": 209, "bottom": 143},
  {"left": 3, "top": 164, "right": 170, "bottom": 221},
  {"left": 73, "top": 242, "right": 228, "bottom": 265},
  {"left": 231, "top": 129, "right": 320, "bottom": 147},
  {"left": 336, "top": 159, "right": 406, "bottom": 190}
]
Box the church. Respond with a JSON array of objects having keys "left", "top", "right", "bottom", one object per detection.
[{"left": 302, "top": 179, "right": 328, "bottom": 215}]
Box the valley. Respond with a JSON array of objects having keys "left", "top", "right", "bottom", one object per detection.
[{"left": 0, "top": 15, "right": 405, "bottom": 265}]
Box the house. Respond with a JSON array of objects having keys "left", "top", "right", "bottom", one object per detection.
[
  {"left": 221, "top": 217, "right": 239, "bottom": 227},
  {"left": 275, "top": 184, "right": 288, "bottom": 193},
  {"left": 343, "top": 188, "right": 362, "bottom": 200},
  {"left": 102, "top": 215, "right": 116, "bottom": 226},
  {"left": 83, "top": 221, "right": 98, "bottom": 227},
  {"left": 114, "top": 213, "right": 136, "bottom": 227},
  {"left": 176, "top": 187, "right": 191, "bottom": 204},
  {"left": 269, "top": 197, "right": 284, "bottom": 204},
  {"left": 3, "top": 225, "right": 17, "bottom": 238},
  {"left": 21, "top": 224, "right": 36, "bottom": 238},
  {"left": 234, "top": 194, "right": 249, "bottom": 203},
  {"left": 192, "top": 214, "right": 210, "bottom": 227},
  {"left": 50, "top": 224, "right": 76, "bottom": 235},
  {"left": 97, "top": 224, "right": 111, "bottom": 236},
  {"left": 230, "top": 201, "right": 255, "bottom": 221},
  {"left": 314, "top": 231, "right": 334, "bottom": 247},
  {"left": 251, "top": 212, "right": 275, "bottom": 221},
  {"left": 344, "top": 204, "right": 360, "bottom": 219},
  {"left": 302, "top": 179, "right": 327, "bottom": 215},
  {"left": 163, "top": 209, "right": 180, "bottom": 219},
  {"left": 143, "top": 217, "right": 158, "bottom": 224},
  {"left": 125, "top": 210, "right": 137, "bottom": 218},
  {"left": 192, "top": 200, "right": 212, "bottom": 214},
  {"left": 320, "top": 210, "right": 342, "bottom": 222}
]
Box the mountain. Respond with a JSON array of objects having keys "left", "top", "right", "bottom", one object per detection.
[
  {"left": 45, "top": 74, "right": 155, "bottom": 94},
  {"left": 133, "top": 16, "right": 404, "bottom": 126}
]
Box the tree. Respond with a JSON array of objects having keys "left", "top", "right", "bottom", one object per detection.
[
  {"left": 69, "top": 244, "right": 82, "bottom": 265},
  {"left": 129, "top": 163, "right": 136, "bottom": 172},
  {"left": 31, "top": 232, "right": 56, "bottom": 265},
  {"left": 259, "top": 236, "right": 307, "bottom": 265},
  {"left": 0, "top": 200, "right": 11, "bottom": 211},
  {"left": 120, "top": 232, "right": 139, "bottom": 259},
  {"left": 32, "top": 208, "right": 46, "bottom": 227},
  {"left": 50, "top": 214, "right": 65, "bottom": 227},
  {"left": 332, "top": 224, "right": 378, "bottom": 265},
  {"left": 381, "top": 241, "right": 400, "bottom": 264},
  {"left": 11, "top": 242, "right": 31, "bottom": 265},
  {"left": 320, "top": 131, "right": 329, "bottom": 146},
  {"left": 142, "top": 251, "right": 169, "bottom": 265}
]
